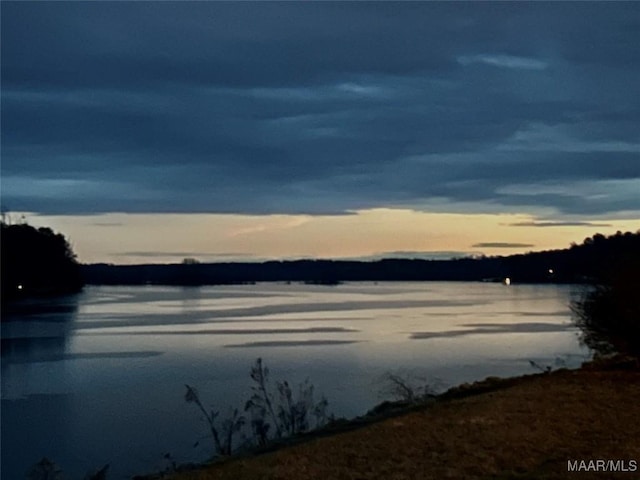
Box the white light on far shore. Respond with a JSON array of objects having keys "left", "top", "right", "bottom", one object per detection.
[
  {"left": 548, "top": 269, "right": 554, "bottom": 274},
  {"left": 17, "top": 284, "right": 23, "bottom": 290},
  {"left": 503, "top": 277, "right": 511, "bottom": 286}
]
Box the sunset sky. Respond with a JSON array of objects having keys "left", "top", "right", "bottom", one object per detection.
[{"left": 2, "top": 2, "right": 639, "bottom": 264}]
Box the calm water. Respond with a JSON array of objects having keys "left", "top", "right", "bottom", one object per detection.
[{"left": 1, "top": 282, "right": 589, "bottom": 479}]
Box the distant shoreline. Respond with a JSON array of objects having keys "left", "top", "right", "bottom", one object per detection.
[
  {"left": 81, "top": 254, "right": 576, "bottom": 287},
  {"left": 81, "top": 231, "right": 639, "bottom": 287}
]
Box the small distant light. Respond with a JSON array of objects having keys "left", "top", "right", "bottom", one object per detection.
[
  {"left": 548, "top": 269, "right": 554, "bottom": 274},
  {"left": 17, "top": 284, "right": 23, "bottom": 290},
  {"left": 503, "top": 277, "right": 511, "bottom": 286}
]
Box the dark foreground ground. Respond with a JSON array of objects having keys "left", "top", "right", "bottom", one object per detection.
[{"left": 151, "top": 356, "right": 640, "bottom": 480}]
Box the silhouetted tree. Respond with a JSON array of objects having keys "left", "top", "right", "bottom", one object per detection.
[
  {"left": 571, "top": 231, "right": 640, "bottom": 356},
  {"left": 1, "top": 220, "right": 84, "bottom": 302}
]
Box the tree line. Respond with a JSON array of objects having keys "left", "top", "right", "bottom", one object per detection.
[
  {"left": 82, "top": 231, "right": 639, "bottom": 286},
  {"left": 1, "top": 220, "right": 84, "bottom": 302}
]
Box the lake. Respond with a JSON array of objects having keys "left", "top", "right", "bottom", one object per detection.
[{"left": 1, "top": 282, "right": 589, "bottom": 479}]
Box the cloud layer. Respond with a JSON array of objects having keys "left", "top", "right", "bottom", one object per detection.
[{"left": 2, "top": 2, "right": 639, "bottom": 217}]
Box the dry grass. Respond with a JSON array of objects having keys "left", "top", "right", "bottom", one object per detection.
[{"left": 162, "top": 361, "right": 640, "bottom": 480}]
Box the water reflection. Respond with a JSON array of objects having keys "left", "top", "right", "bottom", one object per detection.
[
  {"left": 1, "top": 294, "right": 80, "bottom": 366},
  {"left": 410, "top": 321, "right": 577, "bottom": 339},
  {"left": 225, "top": 339, "right": 362, "bottom": 348},
  {"left": 1, "top": 283, "right": 590, "bottom": 480},
  {"left": 78, "top": 326, "right": 359, "bottom": 336}
]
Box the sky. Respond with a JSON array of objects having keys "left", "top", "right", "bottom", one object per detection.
[{"left": 1, "top": 2, "right": 639, "bottom": 264}]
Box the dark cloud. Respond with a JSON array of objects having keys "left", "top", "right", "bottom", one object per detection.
[
  {"left": 2, "top": 2, "right": 639, "bottom": 217},
  {"left": 509, "top": 221, "right": 613, "bottom": 228},
  {"left": 90, "top": 220, "right": 125, "bottom": 227},
  {"left": 472, "top": 243, "right": 535, "bottom": 249}
]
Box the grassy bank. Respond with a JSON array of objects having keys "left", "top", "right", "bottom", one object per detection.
[{"left": 150, "top": 356, "right": 640, "bottom": 480}]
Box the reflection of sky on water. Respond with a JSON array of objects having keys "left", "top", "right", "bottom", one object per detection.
[
  {"left": 410, "top": 322, "right": 575, "bottom": 339},
  {"left": 1, "top": 282, "right": 589, "bottom": 480}
]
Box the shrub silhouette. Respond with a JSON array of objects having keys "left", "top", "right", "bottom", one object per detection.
[
  {"left": 572, "top": 254, "right": 640, "bottom": 356},
  {"left": 186, "top": 358, "right": 329, "bottom": 457},
  {"left": 26, "top": 458, "right": 108, "bottom": 480},
  {"left": 571, "top": 232, "right": 640, "bottom": 356},
  {"left": 245, "top": 358, "right": 328, "bottom": 439},
  {"left": 27, "top": 458, "right": 63, "bottom": 480},
  {"left": 378, "top": 371, "right": 440, "bottom": 403},
  {"left": 184, "top": 385, "right": 245, "bottom": 456}
]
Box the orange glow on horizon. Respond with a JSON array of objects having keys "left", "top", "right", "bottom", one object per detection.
[{"left": 17, "top": 209, "right": 639, "bottom": 265}]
